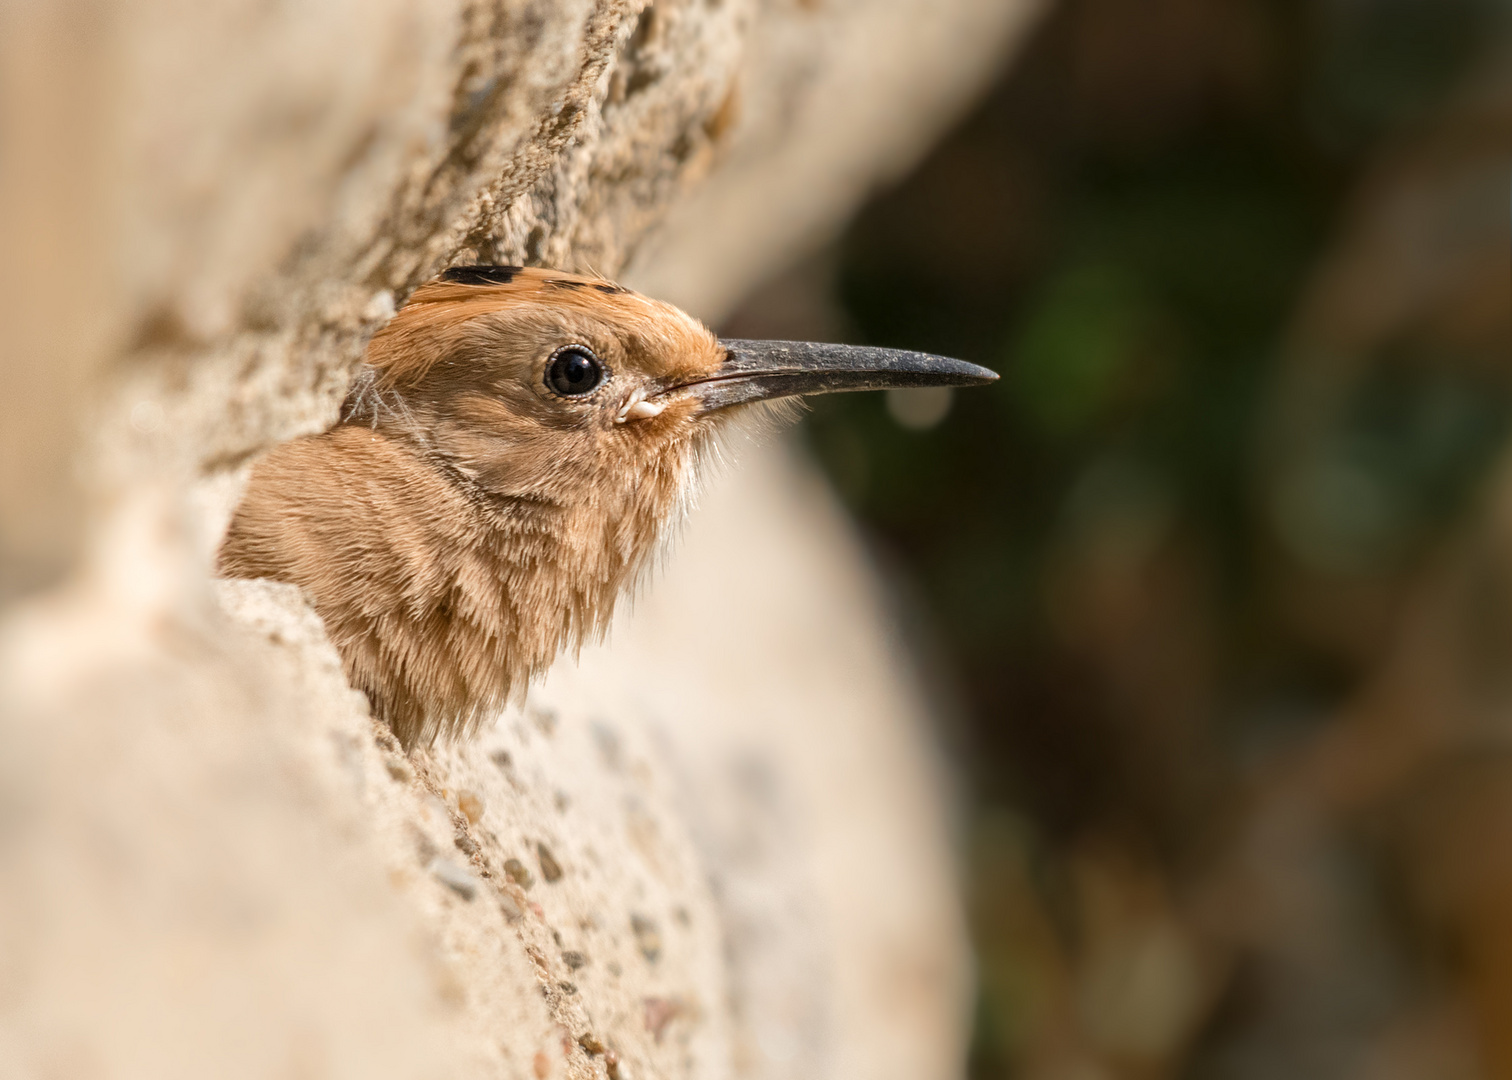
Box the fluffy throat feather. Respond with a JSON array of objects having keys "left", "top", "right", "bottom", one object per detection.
[
  {"left": 369, "top": 424, "right": 714, "bottom": 747},
  {"left": 221, "top": 394, "right": 772, "bottom": 750}
]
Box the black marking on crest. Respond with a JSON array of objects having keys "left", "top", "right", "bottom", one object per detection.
[
  {"left": 593, "top": 283, "right": 624, "bottom": 294},
  {"left": 441, "top": 265, "right": 522, "bottom": 286}
]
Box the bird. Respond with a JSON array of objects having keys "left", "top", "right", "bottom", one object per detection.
[{"left": 219, "top": 265, "right": 996, "bottom": 748}]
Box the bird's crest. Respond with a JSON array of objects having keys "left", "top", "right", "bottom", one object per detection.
[{"left": 365, "top": 265, "right": 702, "bottom": 389}]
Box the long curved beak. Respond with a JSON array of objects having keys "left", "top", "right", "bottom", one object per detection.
[{"left": 678, "top": 339, "right": 998, "bottom": 411}]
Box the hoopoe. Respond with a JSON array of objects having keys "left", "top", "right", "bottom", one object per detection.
[{"left": 219, "top": 265, "right": 996, "bottom": 746}]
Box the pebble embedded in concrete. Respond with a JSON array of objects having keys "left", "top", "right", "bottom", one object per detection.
[
  {"left": 643, "top": 997, "right": 684, "bottom": 1043},
  {"left": 504, "top": 857, "right": 534, "bottom": 889},
  {"left": 457, "top": 787, "right": 484, "bottom": 823},
  {"left": 630, "top": 914, "right": 661, "bottom": 963},
  {"left": 428, "top": 856, "right": 478, "bottom": 901},
  {"left": 537, "top": 841, "right": 563, "bottom": 882}
]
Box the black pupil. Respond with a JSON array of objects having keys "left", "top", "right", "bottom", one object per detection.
[{"left": 549, "top": 347, "right": 602, "bottom": 395}]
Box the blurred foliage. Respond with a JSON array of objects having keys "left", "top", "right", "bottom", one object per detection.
[{"left": 729, "top": 0, "right": 1512, "bottom": 1076}]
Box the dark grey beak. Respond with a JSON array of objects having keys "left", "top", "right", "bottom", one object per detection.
[{"left": 680, "top": 339, "right": 998, "bottom": 411}]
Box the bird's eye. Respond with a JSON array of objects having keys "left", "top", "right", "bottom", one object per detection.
[{"left": 546, "top": 345, "right": 605, "bottom": 396}]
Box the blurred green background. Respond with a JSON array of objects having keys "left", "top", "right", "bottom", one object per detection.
[{"left": 726, "top": 1, "right": 1512, "bottom": 1077}]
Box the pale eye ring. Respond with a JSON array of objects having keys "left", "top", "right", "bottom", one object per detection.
[{"left": 546, "top": 344, "right": 606, "bottom": 397}]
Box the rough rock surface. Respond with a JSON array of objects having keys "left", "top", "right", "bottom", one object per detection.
[{"left": 0, "top": 1, "right": 1041, "bottom": 1077}]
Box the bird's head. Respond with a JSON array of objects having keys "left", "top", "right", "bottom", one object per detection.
[
  {"left": 226, "top": 264, "right": 996, "bottom": 744},
  {"left": 345, "top": 264, "right": 996, "bottom": 521}
]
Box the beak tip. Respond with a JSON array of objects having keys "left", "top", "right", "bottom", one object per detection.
[{"left": 906, "top": 355, "right": 999, "bottom": 388}]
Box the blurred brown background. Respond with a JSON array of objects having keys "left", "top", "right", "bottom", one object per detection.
[{"left": 725, "top": 1, "right": 1512, "bottom": 1077}]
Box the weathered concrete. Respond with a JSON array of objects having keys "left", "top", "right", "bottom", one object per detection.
[{"left": 0, "top": 1, "right": 1042, "bottom": 1076}]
